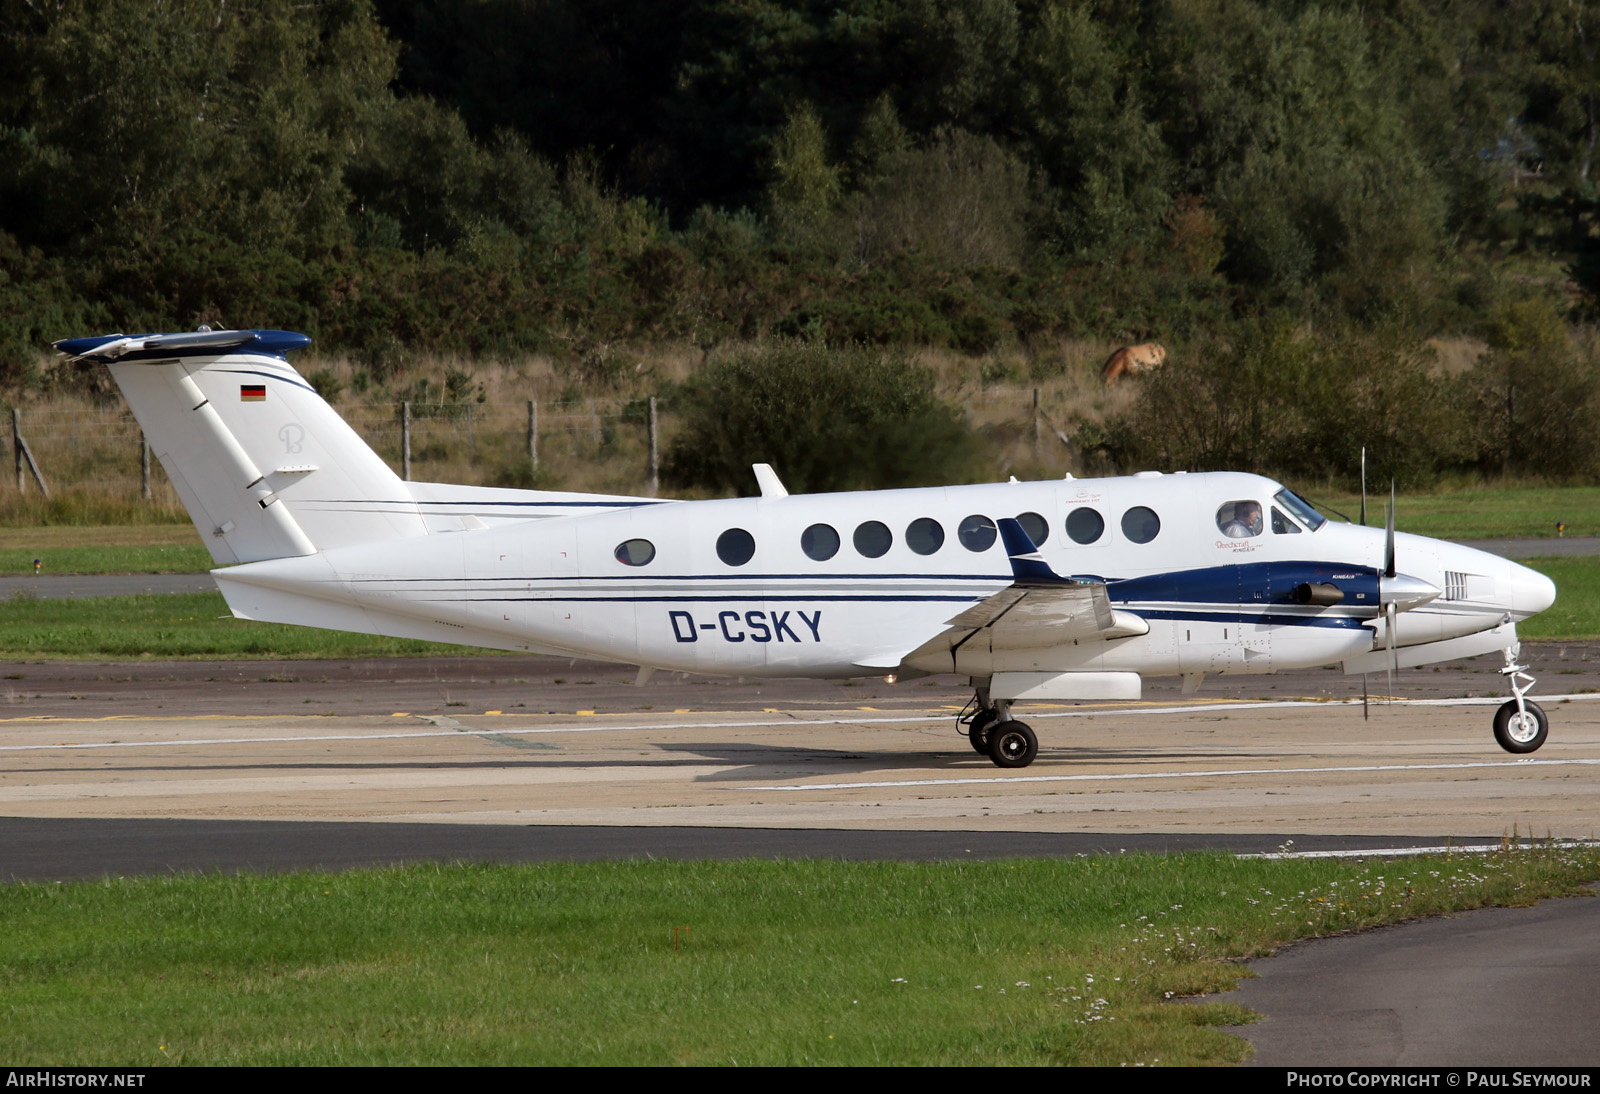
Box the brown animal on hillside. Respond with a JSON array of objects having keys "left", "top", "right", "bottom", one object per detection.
[{"left": 1100, "top": 342, "right": 1166, "bottom": 384}]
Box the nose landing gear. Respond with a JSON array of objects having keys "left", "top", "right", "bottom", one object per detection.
[{"left": 1494, "top": 642, "right": 1548, "bottom": 754}]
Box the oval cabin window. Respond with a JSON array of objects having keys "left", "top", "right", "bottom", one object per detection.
[
  {"left": 906, "top": 517, "right": 945, "bottom": 556},
  {"left": 1016, "top": 511, "right": 1049, "bottom": 546},
  {"left": 1065, "top": 507, "right": 1104, "bottom": 544},
  {"left": 801, "top": 523, "right": 840, "bottom": 561},
  {"left": 853, "top": 520, "right": 892, "bottom": 558},
  {"left": 1120, "top": 506, "right": 1161, "bottom": 544},
  {"left": 716, "top": 528, "right": 756, "bottom": 566},
  {"left": 958, "top": 515, "right": 997, "bottom": 551},
  {"left": 614, "top": 539, "right": 655, "bottom": 567}
]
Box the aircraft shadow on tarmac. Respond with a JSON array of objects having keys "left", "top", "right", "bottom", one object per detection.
[{"left": 653, "top": 740, "right": 1282, "bottom": 778}]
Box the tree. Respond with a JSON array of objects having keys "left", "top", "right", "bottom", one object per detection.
[
  {"left": 1014, "top": 2, "right": 1171, "bottom": 259},
  {"left": 765, "top": 103, "right": 843, "bottom": 248},
  {"left": 1147, "top": 2, "right": 1446, "bottom": 307},
  {"left": 839, "top": 128, "right": 1032, "bottom": 267},
  {"left": 0, "top": 0, "right": 399, "bottom": 257}
]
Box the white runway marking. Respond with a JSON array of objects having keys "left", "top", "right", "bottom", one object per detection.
[
  {"left": 757, "top": 756, "right": 1600, "bottom": 791},
  {"left": 0, "top": 692, "right": 1595, "bottom": 753},
  {"left": 1242, "top": 840, "right": 1600, "bottom": 860}
]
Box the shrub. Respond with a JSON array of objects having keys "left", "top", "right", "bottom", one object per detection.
[{"left": 663, "top": 341, "right": 976, "bottom": 495}]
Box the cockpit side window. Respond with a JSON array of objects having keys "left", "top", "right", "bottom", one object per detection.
[
  {"left": 1273, "top": 488, "right": 1326, "bottom": 531},
  {"left": 1271, "top": 506, "right": 1302, "bottom": 534},
  {"left": 1216, "top": 500, "right": 1263, "bottom": 539}
]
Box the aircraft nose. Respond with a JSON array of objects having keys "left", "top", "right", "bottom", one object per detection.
[{"left": 1509, "top": 561, "right": 1556, "bottom": 619}]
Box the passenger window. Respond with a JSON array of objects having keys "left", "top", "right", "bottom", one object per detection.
[
  {"left": 1271, "top": 506, "right": 1301, "bottom": 534},
  {"left": 1065, "top": 507, "right": 1104, "bottom": 544},
  {"left": 1216, "top": 500, "right": 1263, "bottom": 539},
  {"left": 801, "top": 523, "right": 840, "bottom": 561},
  {"left": 1121, "top": 506, "right": 1160, "bottom": 544},
  {"left": 853, "top": 520, "right": 892, "bottom": 558},
  {"left": 1016, "top": 511, "right": 1049, "bottom": 546},
  {"left": 958, "top": 515, "right": 997, "bottom": 551},
  {"left": 906, "top": 517, "right": 944, "bottom": 556},
  {"left": 614, "top": 539, "right": 655, "bottom": 567},
  {"left": 716, "top": 528, "right": 755, "bottom": 566}
]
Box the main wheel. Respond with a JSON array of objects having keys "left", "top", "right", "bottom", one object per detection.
[
  {"left": 966, "top": 709, "right": 998, "bottom": 755},
  {"left": 1493, "top": 699, "right": 1548, "bottom": 754},
  {"left": 987, "top": 719, "right": 1038, "bottom": 768}
]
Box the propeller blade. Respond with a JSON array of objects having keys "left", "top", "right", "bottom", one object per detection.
[
  {"left": 1386, "top": 601, "right": 1398, "bottom": 703},
  {"left": 1360, "top": 448, "right": 1367, "bottom": 526},
  {"left": 1362, "top": 672, "right": 1369, "bottom": 721},
  {"left": 1384, "top": 481, "right": 1396, "bottom": 579}
]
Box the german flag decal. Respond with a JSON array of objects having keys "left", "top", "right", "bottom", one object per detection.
[{"left": 240, "top": 384, "right": 266, "bottom": 402}]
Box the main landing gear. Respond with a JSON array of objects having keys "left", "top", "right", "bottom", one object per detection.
[
  {"left": 961, "top": 695, "right": 1038, "bottom": 768},
  {"left": 1494, "top": 642, "right": 1548, "bottom": 754}
]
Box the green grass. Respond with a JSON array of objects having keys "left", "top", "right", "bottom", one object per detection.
[
  {"left": 1, "top": 486, "right": 1597, "bottom": 579},
  {"left": 0, "top": 554, "right": 1592, "bottom": 660},
  {"left": 0, "top": 525, "right": 208, "bottom": 575},
  {"left": 1515, "top": 557, "right": 1600, "bottom": 640},
  {"left": 0, "top": 592, "right": 480, "bottom": 659},
  {"left": 0, "top": 544, "right": 214, "bottom": 576},
  {"left": 1309, "top": 485, "right": 1600, "bottom": 541},
  {"left": 2, "top": 848, "right": 1595, "bottom": 1066}
]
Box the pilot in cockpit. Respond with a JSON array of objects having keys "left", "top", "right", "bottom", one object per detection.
[{"left": 1217, "top": 500, "right": 1263, "bottom": 539}]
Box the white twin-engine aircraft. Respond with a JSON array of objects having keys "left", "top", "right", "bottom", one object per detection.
[{"left": 57, "top": 328, "right": 1559, "bottom": 769}]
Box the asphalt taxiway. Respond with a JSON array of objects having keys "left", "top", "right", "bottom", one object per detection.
[{"left": 3, "top": 649, "right": 1598, "bottom": 1065}]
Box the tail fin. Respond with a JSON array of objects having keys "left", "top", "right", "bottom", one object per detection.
[{"left": 57, "top": 329, "right": 426, "bottom": 563}]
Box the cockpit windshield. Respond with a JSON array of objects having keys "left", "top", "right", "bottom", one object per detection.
[{"left": 1273, "top": 488, "right": 1325, "bottom": 532}]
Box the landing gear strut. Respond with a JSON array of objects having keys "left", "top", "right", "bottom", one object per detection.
[
  {"left": 962, "top": 691, "right": 1039, "bottom": 768},
  {"left": 1494, "top": 642, "right": 1548, "bottom": 754},
  {"left": 964, "top": 707, "right": 998, "bottom": 755}
]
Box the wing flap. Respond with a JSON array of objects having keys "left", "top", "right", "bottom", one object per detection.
[{"left": 893, "top": 519, "right": 1149, "bottom": 667}]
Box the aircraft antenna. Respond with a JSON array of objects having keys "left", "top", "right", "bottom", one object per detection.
[{"left": 1384, "top": 482, "right": 1398, "bottom": 703}]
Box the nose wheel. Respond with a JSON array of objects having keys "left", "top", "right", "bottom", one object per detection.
[{"left": 1494, "top": 642, "right": 1548, "bottom": 754}]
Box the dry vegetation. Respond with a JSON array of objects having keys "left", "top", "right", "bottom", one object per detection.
[{"left": 5, "top": 339, "right": 1145, "bottom": 512}]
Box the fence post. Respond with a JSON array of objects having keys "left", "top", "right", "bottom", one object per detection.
[
  {"left": 141, "top": 432, "right": 152, "bottom": 501},
  {"left": 11, "top": 408, "right": 48, "bottom": 498},
  {"left": 648, "top": 395, "right": 659, "bottom": 497},
  {"left": 400, "top": 401, "right": 412, "bottom": 481},
  {"left": 1032, "top": 387, "right": 1041, "bottom": 459},
  {"left": 527, "top": 399, "right": 539, "bottom": 473}
]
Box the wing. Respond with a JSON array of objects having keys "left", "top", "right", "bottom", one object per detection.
[{"left": 854, "top": 519, "right": 1147, "bottom": 669}]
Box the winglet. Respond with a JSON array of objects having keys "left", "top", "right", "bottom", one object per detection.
[{"left": 997, "top": 517, "right": 1072, "bottom": 586}]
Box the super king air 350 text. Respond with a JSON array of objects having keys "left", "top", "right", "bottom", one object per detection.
[{"left": 55, "top": 328, "right": 1559, "bottom": 768}]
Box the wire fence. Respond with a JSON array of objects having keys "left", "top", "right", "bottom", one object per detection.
[{"left": 5, "top": 385, "right": 1079, "bottom": 502}]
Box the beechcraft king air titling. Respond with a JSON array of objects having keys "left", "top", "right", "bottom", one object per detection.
[{"left": 56, "top": 328, "right": 1559, "bottom": 768}]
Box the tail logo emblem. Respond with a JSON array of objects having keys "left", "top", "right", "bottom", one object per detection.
[{"left": 278, "top": 423, "right": 305, "bottom": 454}]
